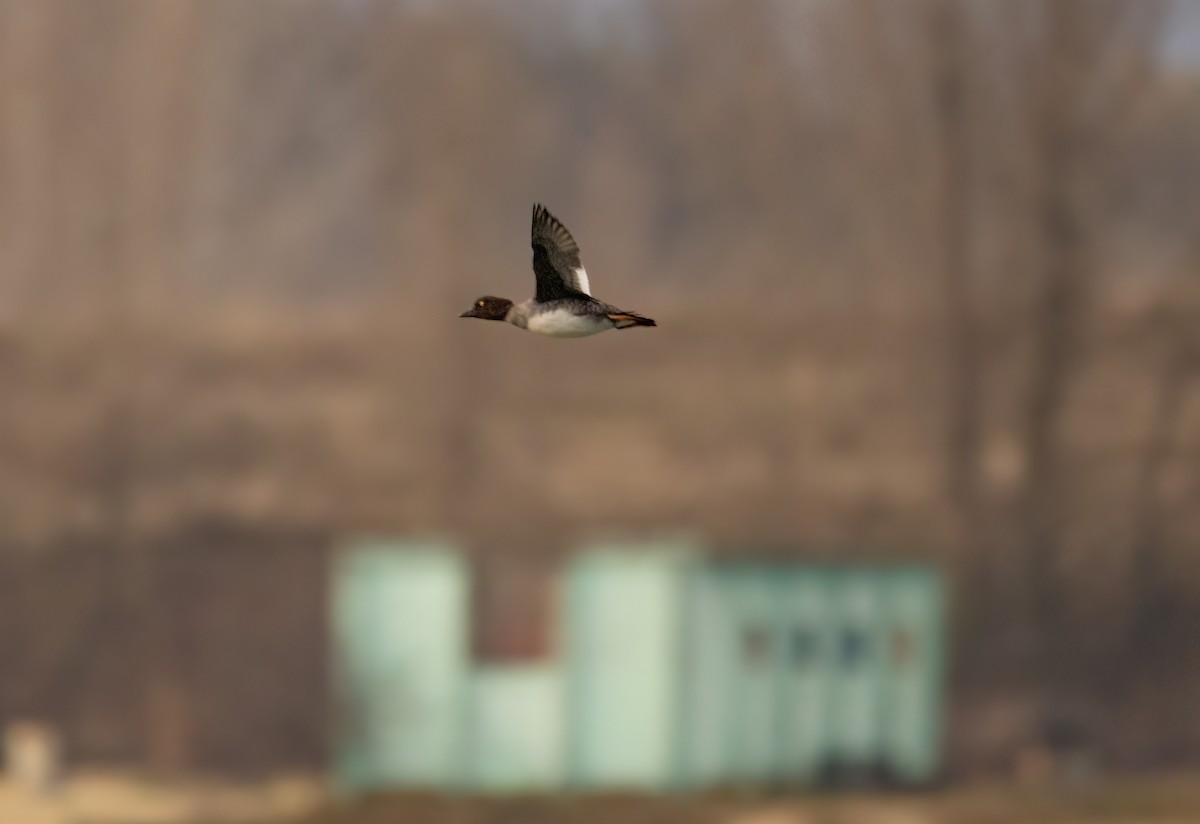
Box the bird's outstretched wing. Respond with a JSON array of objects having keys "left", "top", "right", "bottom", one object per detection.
[{"left": 531, "top": 203, "right": 591, "bottom": 301}]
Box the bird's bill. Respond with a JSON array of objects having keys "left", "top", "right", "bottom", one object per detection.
[{"left": 459, "top": 307, "right": 478, "bottom": 318}]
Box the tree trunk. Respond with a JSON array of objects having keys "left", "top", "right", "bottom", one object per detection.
[{"left": 932, "top": 0, "right": 983, "bottom": 548}]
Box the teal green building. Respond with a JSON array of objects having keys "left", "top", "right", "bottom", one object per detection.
[{"left": 332, "top": 539, "right": 945, "bottom": 792}]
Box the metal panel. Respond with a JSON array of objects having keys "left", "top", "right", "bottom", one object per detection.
[
  {"left": 678, "top": 568, "right": 737, "bottom": 787},
  {"left": 829, "top": 570, "right": 887, "bottom": 772},
  {"left": 564, "top": 547, "right": 695, "bottom": 789},
  {"left": 776, "top": 568, "right": 837, "bottom": 783},
  {"left": 331, "top": 540, "right": 468, "bottom": 791},
  {"left": 467, "top": 666, "right": 565, "bottom": 791},
  {"left": 880, "top": 568, "right": 944, "bottom": 783},
  {"left": 718, "top": 568, "right": 786, "bottom": 784}
]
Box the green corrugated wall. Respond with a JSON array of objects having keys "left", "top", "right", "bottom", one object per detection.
[
  {"left": 563, "top": 545, "right": 696, "bottom": 789},
  {"left": 331, "top": 539, "right": 469, "bottom": 792},
  {"left": 331, "top": 541, "right": 945, "bottom": 792},
  {"left": 776, "top": 568, "right": 838, "bottom": 782},
  {"left": 880, "top": 568, "right": 944, "bottom": 782},
  {"left": 467, "top": 666, "right": 565, "bottom": 790}
]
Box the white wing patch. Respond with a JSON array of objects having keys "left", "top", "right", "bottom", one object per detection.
[{"left": 572, "top": 266, "right": 591, "bottom": 296}]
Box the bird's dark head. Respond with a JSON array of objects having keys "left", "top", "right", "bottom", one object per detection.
[{"left": 459, "top": 296, "right": 513, "bottom": 321}]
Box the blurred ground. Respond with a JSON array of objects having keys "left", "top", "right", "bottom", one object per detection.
[
  {"left": 270, "top": 777, "right": 1200, "bottom": 824},
  {"left": 0, "top": 770, "right": 323, "bottom": 824},
  {"left": 5, "top": 769, "right": 1200, "bottom": 824},
  {"left": 15, "top": 776, "right": 1197, "bottom": 824}
]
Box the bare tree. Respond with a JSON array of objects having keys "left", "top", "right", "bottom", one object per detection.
[
  {"left": 928, "top": 0, "right": 983, "bottom": 547},
  {"left": 974, "top": 0, "right": 1167, "bottom": 678},
  {"left": 1126, "top": 325, "right": 1197, "bottom": 657}
]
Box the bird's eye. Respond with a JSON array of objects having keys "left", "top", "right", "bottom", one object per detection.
[{"left": 478, "top": 300, "right": 484, "bottom": 307}]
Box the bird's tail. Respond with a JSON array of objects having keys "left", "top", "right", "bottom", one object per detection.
[{"left": 608, "top": 311, "right": 657, "bottom": 329}]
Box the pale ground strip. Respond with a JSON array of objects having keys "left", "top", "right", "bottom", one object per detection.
[
  {"left": 0, "top": 771, "right": 325, "bottom": 824},
  {"left": 5, "top": 774, "right": 1200, "bottom": 824}
]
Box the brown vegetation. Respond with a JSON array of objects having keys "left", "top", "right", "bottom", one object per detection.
[{"left": 0, "top": 0, "right": 1198, "bottom": 775}]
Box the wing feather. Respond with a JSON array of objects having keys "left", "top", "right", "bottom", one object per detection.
[{"left": 531, "top": 203, "right": 591, "bottom": 300}]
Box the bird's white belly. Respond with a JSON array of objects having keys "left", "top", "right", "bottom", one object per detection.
[{"left": 526, "top": 308, "right": 609, "bottom": 337}]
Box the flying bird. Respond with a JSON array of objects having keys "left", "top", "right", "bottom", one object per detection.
[{"left": 460, "top": 204, "right": 656, "bottom": 337}]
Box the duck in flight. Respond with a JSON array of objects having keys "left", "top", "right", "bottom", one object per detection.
[{"left": 459, "top": 204, "right": 656, "bottom": 337}]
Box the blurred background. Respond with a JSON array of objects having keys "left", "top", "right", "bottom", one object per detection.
[{"left": 1, "top": 0, "right": 1200, "bottom": 822}]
